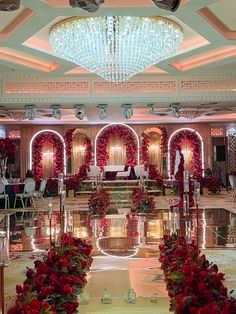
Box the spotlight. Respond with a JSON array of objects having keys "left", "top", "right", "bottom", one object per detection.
[
  {"left": 122, "top": 104, "right": 133, "bottom": 120},
  {"left": 51, "top": 104, "right": 62, "bottom": 120},
  {"left": 170, "top": 103, "right": 181, "bottom": 118},
  {"left": 74, "top": 104, "right": 85, "bottom": 120},
  {"left": 151, "top": 0, "right": 181, "bottom": 12},
  {"left": 97, "top": 104, "right": 107, "bottom": 120},
  {"left": 69, "top": 0, "right": 104, "bottom": 13},
  {"left": 25, "top": 105, "right": 37, "bottom": 120},
  {"left": 0, "top": 0, "right": 20, "bottom": 11}
]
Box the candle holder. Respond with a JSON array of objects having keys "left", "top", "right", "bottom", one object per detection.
[
  {"left": 194, "top": 181, "right": 201, "bottom": 248},
  {"left": 47, "top": 197, "right": 53, "bottom": 250},
  {"left": 0, "top": 214, "right": 10, "bottom": 314}
]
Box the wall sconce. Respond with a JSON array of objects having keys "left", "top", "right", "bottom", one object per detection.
[
  {"left": 25, "top": 105, "right": 37, "bottom": 120},
  {"left": 111, "top": 146, "right": 122, "bottom": 152},
  {"left": 43, "top": 151, "right": 54, "bottom": 160},
  {"left": 51, "top": 104, "right": 62, "bottom": 120},
  {"left": 150, "top": 145, "right": 159, "bottom": 151},
  {"left": 75, "top": 146, "right": 86, "bottom": 153}
]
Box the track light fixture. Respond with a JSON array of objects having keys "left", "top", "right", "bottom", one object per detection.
[
  {"left": 74, "top": 104, "right": 85, "bottom": 120},
  {"left": 97, "top": 104, "right": 108, "bottom": 120},
  {"left": 69, "top": 0, "right": 104, "bottom": 13},
  {"left": 151, "top": 0, "right": 181, "bottom": 12},
  {"left": 25, "top": 105, "right": 37, "bottom": 120},
  {"left": 51, "top": 104, "right": 62, "bottom": 120},
  {"left": 0, "top": 0, "right": 20, "bottom": 11},
  {"left": 122, "top": 104, "right": 133, "bottom": 120},
  {"left": 170, "top": 103, "right": 181, "bottom": 118}
]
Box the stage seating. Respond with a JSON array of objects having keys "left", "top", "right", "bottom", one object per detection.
[{"left": 104, "top": 165, "right": 125, "bottom": 172}]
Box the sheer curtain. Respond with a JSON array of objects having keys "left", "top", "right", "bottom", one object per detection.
[
  {"left": 108, "top": 137, "right": 126, "bottom": 165},
  {"left": 148, "top": 132, "right": 162, "bottom": 171},
  {"left": 180, "top": 141, "right": 193, "bottom": 174},
  {"left": 42, "top": 143, "right": 54, "bottom": 178},
  {"left": 72, "top": 134, "right": 86, "bottom": 174}
]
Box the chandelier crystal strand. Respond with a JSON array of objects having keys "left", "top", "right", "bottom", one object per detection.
[{"left": 49, "top": 16, "right": 183, "bottom": 83}]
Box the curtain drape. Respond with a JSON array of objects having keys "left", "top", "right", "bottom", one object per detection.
[
  {"left": 108, "top": 137, "right": 126, "bottom": 165},
  {"left": 148, "top": 132, "right": 162, "bottom": 171},
  {"left": 72, "top": 134, "right": 86, "bottom": 174},
  {"left": 42, "top": 143, "right": 54, "bottom": 178}
]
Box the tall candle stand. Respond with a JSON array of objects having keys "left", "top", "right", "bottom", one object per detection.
[
  {"left": 47, "top": 197, "right": 53, "bottom": 251},
  {"left": 58, "top": 173, "right": 66, "bottom": 251},
  {"left": 194, "top": 181, "right": 200, "bottom": 248},
  {"left": 0, "top": 214, "right": 10, "bottom": 314},
  {"left": 183, "top": 171, "right": 192, "bottom": 243}
]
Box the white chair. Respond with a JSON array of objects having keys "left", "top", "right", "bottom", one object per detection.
[
  {"left": 14, "top": 180, "right": 36, "bottom": 209},
  {"left": 34, "top": 178, "right": 47, "bottom": 203},
  {"left": 116, "top": 166, "right": 131, "bottom": 179},
  {"left": 134, "top": 165, "right": 148, "bottom": 179},
  {"left": 229, "top": 175, "right": 236, "bottom": 202},
  {"left": 87, "top": 166, "right": 101, "bottom": 179},
  {"left": 0, "top": 182, "right": 9, "bottom": 210}
]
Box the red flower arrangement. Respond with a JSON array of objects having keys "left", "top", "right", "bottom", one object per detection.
[
  {"left": 140, "top": 133, "right": 151, "bottom": 169},
  {"left": 148, "top": 163, "right": 166, "bottom": 187},
  {"left": 132, "top": 187, "right": 155, "bottom": 213},
  {"left": 32, "top": 132, "right": 64, "bottom": 180},
  {"left": 160, "top": 127, "right": 168, "bottom": 157},
  {"left": 8, "top": 234, "right": 93, "bottom": 314},
  {"left": 64, "top": 129, "right": 93, "bottom": 165},
  {"left": 170, "top": 130, "right": 202, "bottom": 178},
  {"left": 200, "top": 176, "right": 220, "bottom": 194},
  {"left": 64, "top": 128, "right": 76, "bottom": 158},
  {"left": 159, "top": 234, "right": 236, "bottom": 314},
  {"left": 0, "top": 137, "right": 16, "bottom": 158},
  {"left": 88, "top": 188, "right": 110, "bottom": 217},
  {"left": 96, "top": 125, "right": 137, "bottom": 169}
]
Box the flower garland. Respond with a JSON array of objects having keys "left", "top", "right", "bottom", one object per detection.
[
  {"left": 8, "top": 234, "right": 93, "bottom": 314},
  {"left": 132, "top": 187, "right": 155, "bottom": 213},
  {"left": 159, "top": 234, "right": 236, "bottom": 314},
  {"left": 0, "top": 137, "right": 16, "bottom": 158},
  {"left": 64, "top": 128, "right": 75, "bottom": 158},
  {"left": 96, "top": 125, "right": 137, "bottom": 168},
  {"left": 88, "top": 188, "right": 110, "bottom": 217},
  {"left": 84, "top": 137, "right": 93, "bottom": 165},
  {"left": 160, "top": 127, "right": 168, "bottom": 157},
  {"left": 140, "top": 127, "right": 168, "bottom": 169},
  {"left": 140, "top": 133, "right": 151, "bottom": 169},
  {"left": 32, "top": 132, "right": 64, "bottom": 180},
  {"left": 170, "top": 130, "right": 202, "bottom": 177}
]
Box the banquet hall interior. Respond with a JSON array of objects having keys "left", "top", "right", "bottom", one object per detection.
[{"left": 0, "top": 0, "right": 236, "bottom": 313}]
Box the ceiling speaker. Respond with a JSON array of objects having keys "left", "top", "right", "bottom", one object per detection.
[
  {"left": 0, "top": 0, "right": 20, "bottom": 11},
  {"left": 69, "top": 0, "right": 104, "bottom": 13},
  {"left": 151, "top": 0, "right": 181, "bottom": 12}
]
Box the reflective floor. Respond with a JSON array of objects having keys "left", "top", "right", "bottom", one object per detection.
[
  {"left": 4, "top": 208, "right": 236, "bottom": 313},
  {"left": 9, "top": 208, "right": 236, "bottom": 253}
]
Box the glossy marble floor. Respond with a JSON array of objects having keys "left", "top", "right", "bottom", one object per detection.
[{"left": 3, "top": 206, "right": 236, "bottom": 313}]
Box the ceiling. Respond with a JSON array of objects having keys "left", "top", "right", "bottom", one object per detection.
[{"left": 0, "top": 0, "right": 236, "bottom": 124}]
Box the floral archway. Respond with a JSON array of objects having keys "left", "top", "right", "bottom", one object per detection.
[
  {"left": 64, "top": 128, "right": 93, "bottom": 171},
  {"left": 30, "top": 131, "right": 65, "bottom": 180},
  {"left": 168, "top": 128, "right": 203, "bottom": 177},
  {"left": 140, "top": 127, "right": 168, "bottom": 171},
  {"left": 95, "top": 124, "right": 138, "bottom": 168}
]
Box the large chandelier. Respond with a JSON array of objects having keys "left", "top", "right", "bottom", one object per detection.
[{"left": 49, "top": 16, "right": 183, "bottom": 83}]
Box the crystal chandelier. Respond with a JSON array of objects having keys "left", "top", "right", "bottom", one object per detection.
[
  {"left": 181, "top": 110, "right": 202, "bottom": 120},
  {"left": 49, "top": 16, "right": 183, "bottom": 83}
]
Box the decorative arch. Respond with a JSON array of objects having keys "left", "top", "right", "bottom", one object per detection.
[
  {"left": 167, "top": 128, "right": 204, "bottom": 177},
  {"left": 29, "top": 130, "right": 66, "bottom": 179},
  {"left": 140, "top": 127, "right": 168, "bottom": 169},
  {"left": 64, "top": 128, "right": 93, "bottom": 168},
  {"left": 95, "top": 123, "right": 139, "bottom": 167}
]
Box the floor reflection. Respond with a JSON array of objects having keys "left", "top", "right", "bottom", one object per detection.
[{"left": 10, "top": 208, "right": 236, "bottom": 254}]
